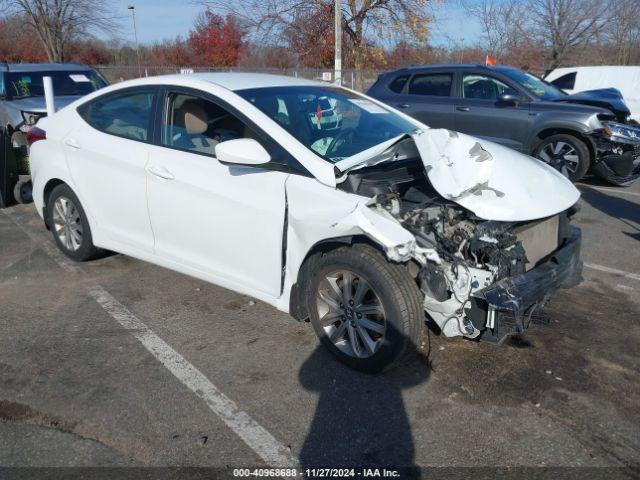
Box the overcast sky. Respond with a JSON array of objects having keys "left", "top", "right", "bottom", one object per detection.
[{"left": 111, "top": 0, "right": 482, "bottom": 48}]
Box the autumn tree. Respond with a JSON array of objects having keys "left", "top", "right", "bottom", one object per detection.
[
  {"left": 150, "top": 38, "right": 194, "bottom": 67},
  {"left": 0, "top": 14, "right": 48, "bottom": 62},
  {"left": 198, "top": 0, "right": 433, "bottom": 89},
  {"left": 385, "top": 41, "right": 439, "bottom": 69},
  {"left": 0, "top": 0, "right": 117, "bottom": 62},
  {"left": 282, "top": 4, "right": 354, "bottom": 69},
  {"left": 188, "top": 11, "right": 246, "bottom": 67}
]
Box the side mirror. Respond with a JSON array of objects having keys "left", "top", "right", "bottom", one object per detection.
[
  {"left": 498, "top": 93, "right": 520, "bottom": 105},
  {"left": 215, "top": 138, "right": 271, "bottom": 166}
]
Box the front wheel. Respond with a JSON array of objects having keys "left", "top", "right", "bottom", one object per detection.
[
  {"left": 533, "top": 134, "right": 591, "bottom": 182},
  {"left": 307, "top": 244, "right": 424, "bottom": 373}
]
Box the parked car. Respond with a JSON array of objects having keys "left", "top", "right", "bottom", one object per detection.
[
  {"left": 544, "top": 66, "right": 640, "bottom": 123},
  {"left": 0, "top": 62, "right": 108, "bottom": 208},
  {"left": 29, "top": 73, "right": 582, "bottom": 372},
  {"left": 367, "top": 64, "right": 640, "bottom": 186}
]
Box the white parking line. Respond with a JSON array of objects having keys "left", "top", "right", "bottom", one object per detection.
[
  {"left": 2, "top": 208, "right": 297, "bottom": 467},
  {"left": 616, "top": 284, "right": 635, "bottom": 293},
  {"left": 88, "top": 285, "right": 295, "bottom": 466},
  {"left": 584, "top": 262, "right": 640, "bottom": 281},
  {"left": 577, "top": 184, "right": 640, "bottom": 197}
]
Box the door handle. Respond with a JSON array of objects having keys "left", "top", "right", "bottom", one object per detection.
[
  {"left": 146, "top": 165, "right": 175, "bottom": 180},
  {"left": 456, "top": 106, "right": 470, "bottom": 112},
  {"left": 397, "top": 103, "right": 410, "bottom": 109},
  {"left": 64, "top": 138, "right": 81, "bottom": 149}
]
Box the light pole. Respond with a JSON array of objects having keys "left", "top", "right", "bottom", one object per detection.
[
  {"left": 128, "top": 4, "right": 142, "bottom": 77},
  {"left": 334, "top": 0, "right": 342, "bottom": 86}
]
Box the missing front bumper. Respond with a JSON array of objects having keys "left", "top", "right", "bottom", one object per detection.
[
  {"left": 593, "top": 156, "right": 640, "bottom": 186},
  {"left": 468, "top": 226, "right": 582, "bottom": 343}
]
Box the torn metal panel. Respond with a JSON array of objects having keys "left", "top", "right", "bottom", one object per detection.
[{"left": 411, "top": 129, "right": 581, "bottom": 221}]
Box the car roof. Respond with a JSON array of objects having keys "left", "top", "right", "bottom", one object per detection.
[
  {"left": 169, "top": 72, "right": 326, "bottom": 91},
  {"left": 389, "top": 64, "right": 520, "bottom": 74},
  {"left": 1, "top": 62, "right": 93, "bottom": 73}
]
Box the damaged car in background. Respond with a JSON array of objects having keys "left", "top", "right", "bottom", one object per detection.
[
  {"left": 28, "top": 74, "right": 582, "bottom": 372},
  {"left": 0, "top": 62, "right": 107, "bottom": 208},
  {"left": 368, "top": 64, "right": 640, "bottom": 186}
]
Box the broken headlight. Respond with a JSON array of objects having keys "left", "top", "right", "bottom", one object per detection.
[{"left": 602, "top": 121, "right": 640, "bottom": 145}]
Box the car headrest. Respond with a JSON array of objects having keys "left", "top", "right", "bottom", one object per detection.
[{"left": 178, "top": 100, "right": 208, "bottom": 135}]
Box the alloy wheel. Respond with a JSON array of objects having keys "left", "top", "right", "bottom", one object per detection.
[
  {"left": 52, "top": 196, "right": 83, "bottom": 252},
  {"left": 537, "top": 141, "right": 580, "bottom": 177},
  {"left": 315, "top": 269, "right": 386, "bottom": 359}
]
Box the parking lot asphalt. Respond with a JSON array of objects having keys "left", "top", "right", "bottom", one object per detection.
[{"left": 0, "top": 177, "right": 639, "bottom": 476}]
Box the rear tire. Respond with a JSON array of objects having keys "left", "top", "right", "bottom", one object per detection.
[
  {"left": 533, "top": 133, "right": 591, "bottom": 182},
  {"left": 13, "top": 179, "right": 32, "bottom": 204},
  {"left": 46, "top": 184, "right": 103, "bottom": 262},
  {"left": 306, "top": 244, "right": 424, "bottom": 373}
]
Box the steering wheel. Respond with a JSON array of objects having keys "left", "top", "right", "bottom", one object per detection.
[{"left": 326, "top": 128, "right": 357, "bottom": 157}]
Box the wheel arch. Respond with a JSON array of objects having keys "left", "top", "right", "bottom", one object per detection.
[
  {"left": 42, "top": 179, "right": 97, "bottom": 238},
  {"left": 288, "top": 234, "right": 421, "bottom": 322},
  {"left": 42, "top": 178, "right": 67, "bottom": 229},
  {"left": 288, "top": 235, "right": 385, "bottom": 321},
  {"left": 529, "top": 127, "right": 596, "bottom": 165}
]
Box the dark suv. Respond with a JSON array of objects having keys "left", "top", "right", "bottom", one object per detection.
[{"left": 367, "top": 64, "right": 640, "bottom": 185}]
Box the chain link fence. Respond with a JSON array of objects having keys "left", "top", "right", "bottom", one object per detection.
[{"left": 94, "top": 65, "right": 382, "bottom": 91}]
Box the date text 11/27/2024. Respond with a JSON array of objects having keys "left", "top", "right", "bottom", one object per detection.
[{"left": 232, "top": 468, "right": 401, "bottom": 477}]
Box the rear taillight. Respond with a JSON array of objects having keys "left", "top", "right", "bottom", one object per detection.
[{"left": 27, "top": 127, "right": 46, "bottom": 147}]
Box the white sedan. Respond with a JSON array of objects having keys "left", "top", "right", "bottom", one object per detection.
[{"left": 28, "top": 73, "right": 583, "bottom": 372}]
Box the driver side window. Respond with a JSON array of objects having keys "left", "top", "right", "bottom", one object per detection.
[
  {"left": 462, "top": 74, "right": 518, "bottom": 100},
  {"left": 162, "top": 93, "right": 257, "bottom": 157}
]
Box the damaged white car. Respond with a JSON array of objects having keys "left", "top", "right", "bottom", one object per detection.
[{"left": 28, "top": 74, "right": 583, "bottom": 372}]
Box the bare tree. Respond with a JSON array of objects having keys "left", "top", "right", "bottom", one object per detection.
[
  {"left": 530, "top": 0, "right": 611, "bottom": 67},
  {"left": 1, "top": 0, "right": 117, "bottom": 62},
  {"left": 197, "top": 0, "right": 433, "bottom": 89},
  {"left": 461, "top": 0, "right": 532, "bottom": 56},
  {"left": 605, "top": 0, "right": 640, "bottom": 64}
]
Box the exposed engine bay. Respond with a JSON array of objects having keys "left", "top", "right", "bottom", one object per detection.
[{"left": 337, "top": 138, "right": 582, "bottom": 342}]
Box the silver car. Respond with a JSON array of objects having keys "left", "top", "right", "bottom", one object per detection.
[{"left": 0, "top": 62, "right": 107, "bottom": 207}]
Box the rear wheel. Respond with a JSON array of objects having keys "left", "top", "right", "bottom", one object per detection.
[
  {"left": 46, "top": 184, "right": 103, "bottom": 262},
  {"left": 307, "top": 244, "right": 423, "bottom": 373},
  {"left": 533, "top": 133, "right": 591, "bottom": 182}
]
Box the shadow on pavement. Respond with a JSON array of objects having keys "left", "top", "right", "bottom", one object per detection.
[
  {"left": 580, "top": 186, "right": 640, "bottom": 241},
  {"left": 298, "top": 331, "right": 431, "bottom": 473}
]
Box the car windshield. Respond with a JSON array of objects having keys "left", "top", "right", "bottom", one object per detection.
[
  {"left": 6, "top": 70, "right": 107, "bottom": 99},
  {"left": 236, "top": 86, "right": 416, "bottom": 163},
  {"left": 501, "top": 69, "right": 566, "bottom": 100}
]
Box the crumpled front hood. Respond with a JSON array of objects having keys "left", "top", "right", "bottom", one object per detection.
[
  {"left": 552, "top": 88, "right": 630, "bottom": 120},
  {"left": 412, "top": 129, "right": 580, "bottom": 222}
]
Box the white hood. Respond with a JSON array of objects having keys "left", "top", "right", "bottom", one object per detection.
[{"left": 412, "top": 129, "right": 581, "bottom": 221}]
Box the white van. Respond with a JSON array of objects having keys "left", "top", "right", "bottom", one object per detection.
[{"left": 544, "top": 66, "right": 640, "bottom": 122}]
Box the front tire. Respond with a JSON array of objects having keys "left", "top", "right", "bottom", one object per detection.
[
  {"left": 46, "top": 184, "right": 103, "bottom": 262},
  {"left": 533, "top": 133, "right": 591, "bottom": 182},
  {"left": 307, "top": 244, "right": 424, "bottom": 373}
]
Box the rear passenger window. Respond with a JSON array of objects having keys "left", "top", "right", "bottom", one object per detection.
[
  {"left": 388, "top": 75, "right": 409, "bottom": 93},
  {"left": 408, "top": 74, "right": 452, "bottom": 96},
  {"left": 550, "top": 72, "right": 576, "bottom": 90},
  {"left": 78, "top": 89, "right": 155, "bottom": 142}
]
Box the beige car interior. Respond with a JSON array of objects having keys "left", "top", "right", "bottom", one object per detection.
[{"left": 167, "top": 95, "right": 258, "bottom": 156}]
